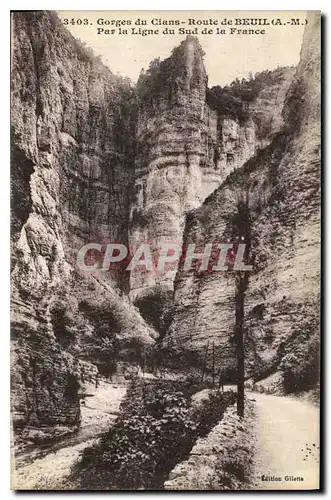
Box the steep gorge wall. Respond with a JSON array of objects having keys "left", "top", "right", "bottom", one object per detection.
[
  {"left": 11, "top": 11, "right": 136, "bottom": 289},
  {"left": 129, "top": 40, "right": 294, "bottom": 315},
  {"left": 166, "top": 12, "right": 320, "bottom": 387},
  {"left": 11, "top": 11, "right": 155, "bottom": 442},
  {"left": 129, "top": 38, "right": 214, "bottom": 303},
  {"left": 211, "top": 66, "right": 295, "bottom": 179}
]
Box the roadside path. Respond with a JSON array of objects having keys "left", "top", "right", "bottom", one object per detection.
[
  {"left": 250, "top": 393, "right": 319, "bottom": 490},
  {"left": 12, "top": 383, "right": 126, "bottom": 490}
]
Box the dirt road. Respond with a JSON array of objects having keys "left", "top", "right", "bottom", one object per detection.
[
  {"left": 251, "top": 393, "right": 320, "bottom": 491},
  {"left": 12, "top": 383, "right": 126, "bottom": 490}
]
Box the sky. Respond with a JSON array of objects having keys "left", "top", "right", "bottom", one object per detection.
[{"left": 57, "top": 11, "right": 307, "bottom": 87}]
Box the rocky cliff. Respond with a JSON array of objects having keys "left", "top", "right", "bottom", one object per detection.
[
  {"left": 166, "top": 12, "right": 320, "bottom": 392},
  {"left": 11, "top": 11, "right": 155, "bottom": 444},
  {"left": 129, "top": 39, "right": 294, "bottom": 326}
]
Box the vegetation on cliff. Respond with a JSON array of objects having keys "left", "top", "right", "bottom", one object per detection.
[
  {"left": 11, "top": 9, "right": 320, "bottom": 450},
  {"left": 206, "top": 67, "right": 294, "bottom": 124},
  {"left": 136, "top": 36, "right": 205, "bottom": 114}
]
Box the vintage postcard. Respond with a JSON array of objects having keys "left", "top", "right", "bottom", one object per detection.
[{"left": 11, "top": 10, "right": 321, "bottom": 490}]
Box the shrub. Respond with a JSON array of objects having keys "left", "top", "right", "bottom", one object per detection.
[
  {"left": 153, "top": 343, "right": 204, "bottom": 372},
  {"left": 215, "top": 453, "right": 252, "bottom": 490},
  {"left": 192, "top": 390, "right": 235, "bottom": 436},
  {"left": 280, "top": 333, "right": 319, "bottom": 394},
  {"left": 73, "top": 380, "right": 235, "bottom": 490},
  {"left": 206, "top": 67, "right": 292, "bottom": 124},
  {"left": 136, "top": 38, "right": 205, "bottom": 114}
]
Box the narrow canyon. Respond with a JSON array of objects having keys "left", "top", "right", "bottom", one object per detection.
[{"left": 11, "top": 9, "right": 320, "bottom": 470}]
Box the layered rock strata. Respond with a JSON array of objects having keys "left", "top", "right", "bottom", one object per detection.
[
  {"left": 129, "top": 38, "right": 295, "bottom": 309},
  {"left": 164, "top": 399, "right": 255, "bottom": 490},
  {"left": 166, "top": 12, "right": 320, "bottom": 380},
  {"left": 11, "top": 11, "right": 155, "bottom": 440},
  {"left": 11, "top": 9, "right": 320, "bottom": 441}
]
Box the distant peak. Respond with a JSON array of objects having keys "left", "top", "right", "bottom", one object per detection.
[
  {"left": 182, "top": 35, "right": 204, "bottom": 52},
  {"left": 185, "top": 34, "right": 198, "bottom": 42}
]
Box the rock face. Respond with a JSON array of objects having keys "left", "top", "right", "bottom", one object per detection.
[
  {"left": 11, "top": 11, "right": 155, "bottom": 441},
  {"left": 129, "top": 38, "right": 294, "bottom": 314},
  {"left": 166, "top": 12, "right": 320, "bottom": 385},
  {"left": 209, "top": 66, "right": 295, "bottom": 179},
  {"left": 129, "top": 37, "right": 214, "bottom": 303},
  {"left": 11, "top": 11, "right": 137, "bottom": 290}
]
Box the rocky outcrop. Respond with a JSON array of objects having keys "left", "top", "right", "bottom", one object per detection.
[
  {"left": 129, "top": 37, "right": 214, "bottom": 303},
  {"left": 129, "top": 39, "right": 294, "bottom": 317},
  {"left": 11, "top": 11, "right": 137, "bottom": 290},
  {"left": 11, "top": 11, "right": 155, "bottom": 442},
  {"left": 166, "top": 12, "right": 320, "bottom": 386}
]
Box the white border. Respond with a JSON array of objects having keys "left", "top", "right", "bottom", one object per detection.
[{"left": 2, "top": 1, "right": 327, "bottom": 10}]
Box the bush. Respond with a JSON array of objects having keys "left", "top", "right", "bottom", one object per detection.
[
  {"left": 192, "top": 390, "right": 235, "bottom": 436},
  {"left": 136, "top": 37, "right": 205, "bottom": 115},
  {"left": 215, "top": 453, "right": 252, "bottom": 490},
  {"left": 74, "top": 380, "right": 235, "bottom": 490},
  {"left": 280, "top": 333, "right": 319, "bottom": 394}
]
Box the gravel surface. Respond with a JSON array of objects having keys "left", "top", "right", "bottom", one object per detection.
[
  {"left": 251, "top": 393, "right": 319, "bottom": 490},
  {"left": 12, "top": 382, "right": 126, "bottom": 490}
]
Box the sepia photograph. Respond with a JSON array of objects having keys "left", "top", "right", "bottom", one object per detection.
[{"left": 10, "top": 9, "right": 321, "bottom": 491}]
